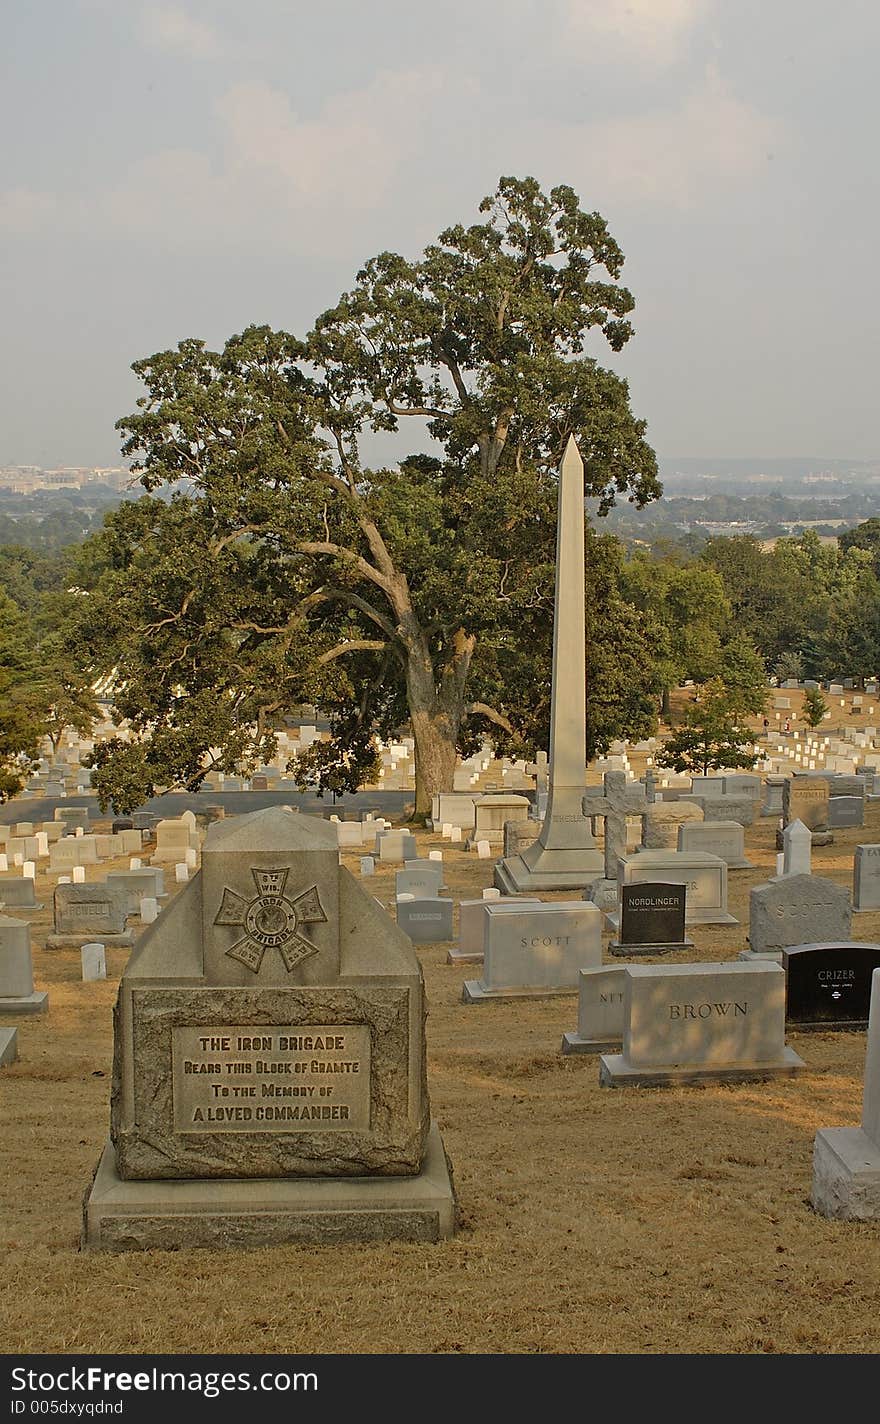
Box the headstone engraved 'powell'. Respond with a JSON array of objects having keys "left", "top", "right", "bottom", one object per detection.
[
  {"left": 609, "top": 882, "right": 693, "bottom": 957},
  {"left": 82, "top": 807, "right": 455, "bottom": 1249},
  {"left": 784, "top": 942, "right": 880, "bottom": 1030}
]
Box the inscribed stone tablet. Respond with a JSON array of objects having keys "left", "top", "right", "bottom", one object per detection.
[
  {"left": 620, "top": 883, "right": 686, "bottom": 946},
  {"left": 171, "top": 1025, "right": 371, "bottom": 1132},
  {"left": 784, "top": 943, "right": 880, "bottom": 1027}
]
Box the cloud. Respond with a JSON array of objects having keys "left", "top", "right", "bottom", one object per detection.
[
  {"left": 0, "top": 188, "right": 59, "bottom": 232},
  {"left": 520, "top": 68, "right": 783, "bottom": 210},
  {"left": 75, "top": 68, "right": 447, "bottom": 254},
  {"left": 562, "top": 0, "right": 709, "bottom": 66},
  {"left": 138, "top": 5, "right": 222, "bottom": 59}
]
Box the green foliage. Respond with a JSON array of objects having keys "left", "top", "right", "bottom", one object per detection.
[
  {"left": 0, "top": 591, "right": 46, "bottom": 801},
  {"left": 656, "top": 678, "right": 760, "bottom": 775},
  {"left": 774, "top": 651, "right": 805, "bottom": 683},
  {"left": 802, "top": 687, "right": 828, "bottom": 728}
]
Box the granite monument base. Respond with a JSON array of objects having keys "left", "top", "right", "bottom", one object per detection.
[
  {"left": 608, "top": 937, "right": 694, "bottom": 957},
  {"left": 561, "top": 1029, "right": 620, "bottom": 1055},
  {"left": 811, "top": 1128, "right": 880, "bottom": 1219},
  {"left": 462, "top": 979, "right": 578, "bottom": 1003},
  {"left": 493, "top": 846, "right": 604, "bottom": 895},
  {"left": 46, "top": 932, "right": 133, "bottom": 951},
  {"left": 0, "top": 990, "right": 48, "bottom": 1014},
  {"left": 599, "top": 1046, "right": 806, "bottom": 1088},
  {"left": 83, "top": 1121, "right": 456, "bottom": 1250}
]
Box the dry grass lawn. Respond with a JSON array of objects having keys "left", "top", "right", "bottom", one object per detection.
[{"left": 3, "top": 797, "right": 880, "bottom": 1356}]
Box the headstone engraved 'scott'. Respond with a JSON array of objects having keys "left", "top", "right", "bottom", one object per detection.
[{"left": 82, "top": 807, "right": 455, "bottom": 1249}]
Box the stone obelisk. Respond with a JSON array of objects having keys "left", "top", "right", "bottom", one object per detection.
[{"left": 494, "top": 435, "right": 603, "bottom": 892}]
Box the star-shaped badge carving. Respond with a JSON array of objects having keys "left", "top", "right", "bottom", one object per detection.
[{"left": 213, "top": 868, "right": 327, "bottom": 974}]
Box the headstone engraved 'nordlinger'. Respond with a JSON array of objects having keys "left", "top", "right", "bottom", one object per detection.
[
  {"left": 82, "top": 807, "right": 455, "bottom": 1248},
  {"left": 608, "top": 882, "right": 694, "bottom": 957}
]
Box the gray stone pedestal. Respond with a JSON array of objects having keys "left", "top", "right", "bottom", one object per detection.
[
  {"left": 83, "top": 1122, "right": 456, "bottom": 1249},
  {"left": 811, "top": 1129, "right": 880, "bottom": 1219}
]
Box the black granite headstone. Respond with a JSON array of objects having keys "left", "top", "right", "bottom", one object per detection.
[
  {"left": 784, "top": 942, "right": 880, "bottom": 1028},
  {"left": 111, "top": 818, "right": 133, "bottom": 834},
  {"left": 620, "top": 883, "right": 687, "bottom": 946}
]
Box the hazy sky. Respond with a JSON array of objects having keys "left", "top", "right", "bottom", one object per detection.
[{"left": 2, "top": 0, "right": 878, "bottom": 466}]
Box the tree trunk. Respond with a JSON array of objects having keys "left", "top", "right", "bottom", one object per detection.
[
  {"left": 410, "top": 708, "right": 460, "bottom": 819},
  {"left": 400, "top": 621, "right": 473, "bottom": 819}
]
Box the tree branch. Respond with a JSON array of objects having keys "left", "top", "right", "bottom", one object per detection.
[
  {"left": 467, "top": 701, "right": 515, "bottom": 736},
  {"left": 316, "top": 639, "right": 387, "bottom": 665}
]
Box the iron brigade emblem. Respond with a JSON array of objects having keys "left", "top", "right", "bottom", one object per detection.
[{"left": 213, "top": 868, "right": 327, "bottom": 973}]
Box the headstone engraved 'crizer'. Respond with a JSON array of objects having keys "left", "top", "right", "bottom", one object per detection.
[
  {"left": 783, "top": 943, "right": 880, "bottom": 1030},
  {"left": 82, "top": 807, "right": 455, "bottom": 1249}
]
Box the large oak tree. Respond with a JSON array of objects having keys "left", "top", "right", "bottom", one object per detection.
[{"left": 79, "top": 177, "right": 661, "bottom": 813}]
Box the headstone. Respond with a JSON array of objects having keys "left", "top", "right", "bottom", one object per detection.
[
  {"left": 744, "top": 874, "right": 852, "bottom": 961},
  {"left": 503, "top": 818, "right": 541, "bottom": 858},
  {"left": 395, "top": 866, "right": 442, "bottom": 900},
  {"left": 828, "top": 796, "right": 865, "bottom": 829},
  {"left": 782, "top": 819, "right": 812, "bottom": 877},
  {"left": 140, "top": 897, "right": 159, "bottom": 924},
  {"left": 81, "top": 942, "right": 107, "bottom": 981},
  {"left": 784, "top": 943, "right": 880, "bottom": 1030},
  {"left": 610, "top": 851, "right": 736, "bottom": 925},
  {"left": 812, "top": 969, "right": 880, "bottom": 1217},
  {"left": 677, "top": 820, "right": 752, "bottom": 869},
  {"left": 640, "top": 802, "right": 703, "bottom": 850},
  {"left": 106, "top": 867, "right": 165, "bottom": 914},
  {"left": 562, "top": 965, "right": 627, "bottom": 1054},
  {"left": 82, "top": 806, "right": 455, "bottom": 1248},
  {"left": 468, "top": 794, "right": 531, "bottom": 848},
  {"left": 151, "top": 818, "right": 199, "bottom": 863},
  {"left": 430, "top": 793, "right": 476, "bottom": 830},
  {"left": 690, "top": 777, "right": 725, "bottom": 797},
  {"left": 72, "top": 865, "right": 86, "bottom": 884},
  {"left": 463, "top": 901, "right": 602, "bottom": 1002},
  {"left": 0, "top": 878, "right": 39, "bottom": 910},
  {"left": 336, "top": 822, "right": 366, "bottom": 849},
  {"left": 494, "top": 438, "right": 603, "bottom": 892},
  {"left": 375, "top": 830, "right": 418, "bottom": 863},
  {"left": 447, "top": 897, "right": 541, "bottom": 965},
  {"left": 175, "top": 863, "right": 189, "bottom": 883},
  {"left": 48, "top": 881, "right": 132, "bottom": 949},
  {"left": 608, "top": 882, "right": 694, "bottom": 957},
  {"left": 599, "top": 962, "right": 805, "bottom": 1086},
  {"left": 359, "top": 856, "right": 375, "bottom": 877},
  {"left": 0, "top": 914, "right": 48, "bottom": 1013},
  {"left": 396, "top": 897, "right": 454, "bottom": 943},
  {"left": 854, "top": 845, "right": 880, "bottom": 911},
  {"left": 583, "top": 773, "right": 647, "bottom": 876},
  {"left": 723, "top": 775, "right": 762, "bottom": 798},
  {"left": 783, "top": 778, "right": 829, "bottom": 831},
  {"left": 683, "top": 794, "right": 756, "bottom": 828},
  {"left": 54, "top": 807, "right": 90, "bottom": 832},
  {"left": 0, "top": 1027, "right": 19, "bottom": 1066}
]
